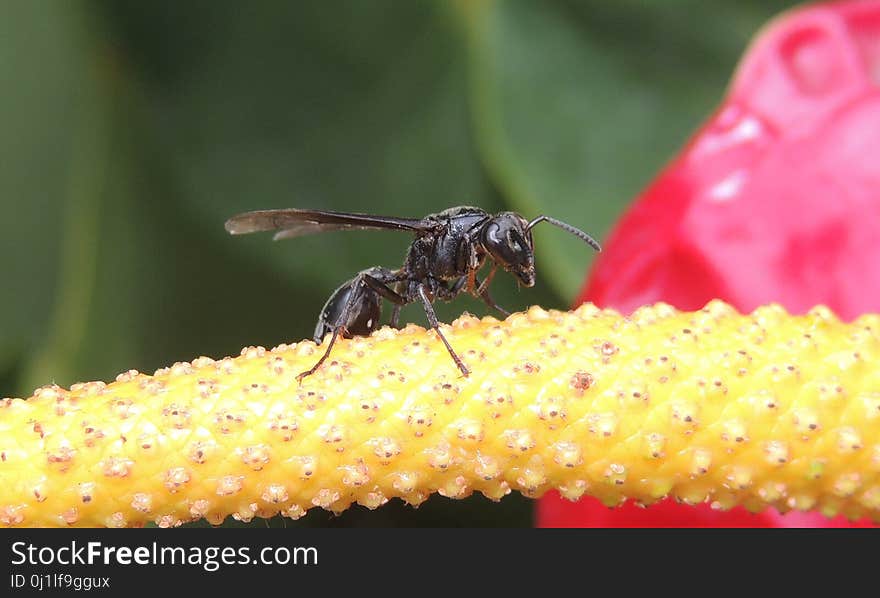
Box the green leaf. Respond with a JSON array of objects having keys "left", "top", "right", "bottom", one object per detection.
[
  {"left": 0, "top": 2, "right": 85, "bottom": 378},
  {"left": 0, "top": 3, "right": 145, "bottom": 396},
  {"left": 13, "top": 11, "right": 144, "bottom": 395}
]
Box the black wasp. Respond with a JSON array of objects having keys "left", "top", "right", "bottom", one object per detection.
[{"left": 225, "top": 206, "right": 601, "bottom": 380}]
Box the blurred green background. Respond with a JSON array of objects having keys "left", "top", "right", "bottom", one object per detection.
[{"left": 1, "top": 0, "right": 801, "bottom": 526}]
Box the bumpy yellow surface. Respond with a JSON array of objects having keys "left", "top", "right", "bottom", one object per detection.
[{"left": 1, "top": 301, "right": 879, "bottom": 527}]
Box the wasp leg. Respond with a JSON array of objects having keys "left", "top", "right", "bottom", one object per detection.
[
  {"left": 439, "top": 273, "right": 508, "bottom": 317},
  {"left": 360, "top": 271, "right": 409, "bottom": 329},
  {"left": 299, "top": 272, "right": 410, "bottom": 382},
  {"left": 466, "top": 268, "right": 477, "bottom": 294},
  {"left": 434, "top": 278, "right": 469, "bottom": 319},
  {"left": 298, "top": 279, "right": 366, "bottom": 382},
  {"left": 477, "top": 284, "right": 510, "bottom": 317},
  {"left": 390, "top": 305, "right": 402, "bottom": 328},
  {"left": 417, "top": 284, "right": 470, "bottom": 377},
  {"left": 361, "top": 273, "right": 408, "bottom": 305},
  {"left": 475, "top": 265, "right": 497, "bottom": 297},
  {"left": 472, "top": 266, "right": 509, "bottom": 317},
  {"left": 297, "top": 321, "right": 347, "bottom": 383},
  {"left": 437, "top": 276, "right": 467, "bottom": 302}
]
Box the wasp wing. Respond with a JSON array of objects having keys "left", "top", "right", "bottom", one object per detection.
[{"left": 224, "top": 208, "right": 433, "bottom": 241}]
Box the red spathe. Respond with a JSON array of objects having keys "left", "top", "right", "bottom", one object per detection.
[{"left": 537, "top": 0, "right": 880, "bottom": 527}]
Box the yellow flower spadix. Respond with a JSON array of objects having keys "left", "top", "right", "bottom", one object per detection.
[{"left": 1, "top": 300, "right": 879, "bottom": 527}]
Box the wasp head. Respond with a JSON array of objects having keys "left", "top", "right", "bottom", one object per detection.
[{"left": 481, "top": 212, "right": 536, "bottom": 287}]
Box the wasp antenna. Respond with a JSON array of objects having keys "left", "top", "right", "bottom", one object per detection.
[{"left": 527, "top": 216, "right": 602, "bottom": 252}]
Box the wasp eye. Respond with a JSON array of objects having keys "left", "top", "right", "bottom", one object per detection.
[{"left": 508, "top": 229, "right": 530, "bottom": 257}]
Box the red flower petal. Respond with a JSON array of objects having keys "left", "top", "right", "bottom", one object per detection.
[{"left": 538, "top": 0, "right": 880, "bottom": 527}]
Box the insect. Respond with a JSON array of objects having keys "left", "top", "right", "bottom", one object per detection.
[{"left": 225, "top": 206, "right": 601, "bottom": 380}]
